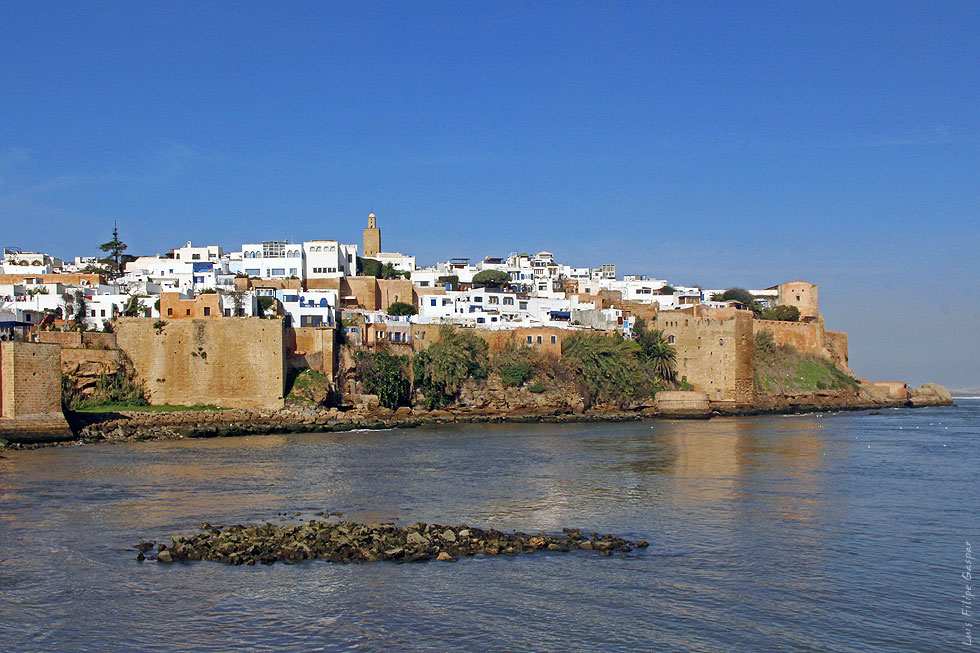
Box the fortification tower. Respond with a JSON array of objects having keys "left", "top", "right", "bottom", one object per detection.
[
  {"left": 362, "top": 213, "right": 380, "bottom": 258},
  {"left": 776, "top": 281, "right": 819, "bottom": 320}
]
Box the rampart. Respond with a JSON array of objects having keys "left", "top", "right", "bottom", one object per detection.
[
  {"left": 651, "top": 309, "right": 754, "bottom": 404},
  {"left": 0, "top": 341, "right": 72, "bottom": 441},
  {"left": 286, "top": 327, "right": 336, "bottom": 382},
  {"left": 115, "top": 317, "right": 286, "bottom": 410},
  {"left": 753, "top": 319, "right": 850, "bottom": 372}
]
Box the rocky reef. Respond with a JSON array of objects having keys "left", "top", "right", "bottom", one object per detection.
[{"left": 139, "top": 520, "right": 647, "bottom": 565}]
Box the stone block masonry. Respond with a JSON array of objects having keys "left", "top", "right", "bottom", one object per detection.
[
  {"left": 115, "top": 317, "right": 286, "bottom": 410},
  {"left": 0, "top": 340, "right": 73, "bottom": 442}
]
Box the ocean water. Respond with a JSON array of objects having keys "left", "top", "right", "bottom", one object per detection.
[{"left": 1, "top": 401, "right": 977, "bottom": 652}]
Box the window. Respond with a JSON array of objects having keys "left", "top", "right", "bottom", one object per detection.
[
  {"left": 503, "top": 297, "right": 514, "bottom": 305},
  {"left": 271, "top": 268, "right": 285, "bottom": 276},
  {"left": 488, "top": 296, "right": 499, "bottom": 304},
  {"left": 203, "top": 307, "right": 210, "bottom": 316},
  {"left": 474, "top": 296, "right": 482, "bottom": 302},
  {"left": 192, "top": 253, "right": 201, "bottom": 260},
  {"left": 431, "top": 299, "right": 437, "bottom": 306},
  {"left": 224, "top": 309, "right": 231, "bottom": 317},
  {"left": 536, "top": 336, "right": 543, "bottom": 345},
  {"left": 419, "top": 281, "right": 429, "bottom": 287},
  {"left": 245, "top": 269, "right": 260, "bottom": 277},
  {"left": 477, "top": 317, "right": 485, "bottom": 324},
  {"left": 185, "top": 309, "right": 191, "bottom": 316},
  {"left": 668, "top": 335, "right": 675, "bottom": 344},
  {"left": 551, "top": 335, "right": 557, "bottom": 344},
  {"left": 519, "top": 301, "right": 528, "bottom": 310},
  {"left": 289, "top": 268, "right": 297, "bottom": 275},
  {"left": 527, "top": 336, "right": 533, "bottom": 344},
  {"left": 100, "top": 309, "right": 106, "bottom": 317},
  {"left": 167, "top": 308, "right": 173, "bottom": 316},
  {"left": 90, "top": 309, "right": 96, "bottom": 317}
]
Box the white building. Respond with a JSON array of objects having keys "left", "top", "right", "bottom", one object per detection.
[
  {"left": 276, "top": 288, "right": 339, "bottom": 328},
  {"left": 303, "top": 240, "right": 357, "bottom": 280}
]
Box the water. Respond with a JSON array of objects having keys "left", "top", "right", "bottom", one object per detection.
[{"left": 1, "top": 401, "right": 977, "bottom": 652}]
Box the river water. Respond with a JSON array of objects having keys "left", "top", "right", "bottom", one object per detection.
[{"left": 1, "top": 401, "right": 977, "bottom": 652}]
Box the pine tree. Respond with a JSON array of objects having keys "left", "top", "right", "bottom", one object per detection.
[{"left": 98, "top": 224, "right": 127, "bottom": 276}]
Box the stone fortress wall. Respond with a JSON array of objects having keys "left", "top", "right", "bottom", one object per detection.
[{"left": 115, "top": 317, "right": 287, "bottom": 410}]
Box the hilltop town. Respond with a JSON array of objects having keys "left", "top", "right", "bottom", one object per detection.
[{"left": 0, "top": 213, "right": 951, "bottom": 444}]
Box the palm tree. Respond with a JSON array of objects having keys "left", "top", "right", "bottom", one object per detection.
[{"left": 633, "top": 318, "right": 677, "bottom": 384}]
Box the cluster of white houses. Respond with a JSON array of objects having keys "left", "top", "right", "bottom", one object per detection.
[{"left": 0, "top": 213, "right": 793, "bottom": 341}]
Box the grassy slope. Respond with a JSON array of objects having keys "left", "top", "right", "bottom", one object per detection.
[{"left": 754, "top": 344, "right": 858, "bottom": 394}]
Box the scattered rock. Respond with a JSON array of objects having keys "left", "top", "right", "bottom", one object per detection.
[{"left": 436, "top": 551, "right": 456, "bottom": 562}]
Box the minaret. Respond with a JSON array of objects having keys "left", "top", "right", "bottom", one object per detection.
[{"left": 363, "top": 212, "right": 381, "bottom": 258}]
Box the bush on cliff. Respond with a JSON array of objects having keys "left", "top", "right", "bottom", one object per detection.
[
  {"left": 493, "top": 341, "right": 535, "bottom": 387},
  {"left": 358, "top": 351, "right": 411, "bottom": 409},
  {"left": 413, "top": 326, "right": 489, "bottom": 408},
  {"left": 561, "top": 333, "right": 649, "bottom": 405}
]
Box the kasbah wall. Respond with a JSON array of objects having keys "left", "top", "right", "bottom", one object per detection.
[
  {"left": 0, "top": 340, "right": 73, "bottom": 441},
  {"left": 115, "top": 317, "right": 286, "bottom": 410},
  {"left": 651, "top": 308, "right": 755, "bottom": 404},
  {"left": 0, "top": 341, "right": 63, "bottom": 417},
  {"left": 286, "top": 326, "right": 336, "bottom": 382}
]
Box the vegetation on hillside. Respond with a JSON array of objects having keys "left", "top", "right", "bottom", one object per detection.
[
  {"left": 413, "top": 326, "right": 489, "bottom": 408},
  {"left": 357, "top": 351, "right": 411, "bottom": 409},
  {"left": 753, "top": 330, "right": 857, "bottom": 393},
  {"left": 62, "top": 366, "right": 147, "bottom": 412},
  {"left": 561, "top": 333, "right": 650, "bottom": 406}
]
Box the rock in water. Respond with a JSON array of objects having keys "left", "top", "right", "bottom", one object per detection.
[{"left": 137, "top": 520, "right": 645, "bottom": 566}]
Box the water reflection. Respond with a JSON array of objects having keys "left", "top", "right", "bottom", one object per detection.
[{"left": 0, "top": 404, "right": 975, "bottom": 652}]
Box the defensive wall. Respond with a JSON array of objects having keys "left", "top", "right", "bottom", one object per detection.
[
  {"left": 753, "top": 318, "right": 851, "bottom": 372},
  {"left": 651, "top": 308, "right": 755, "bottom": 404},
  {"left": 115, "top": 317, "right": 286, "bottom": 410},
  {"left": 0, "top": 340, "right": 73, "bottom": 441},
  {"left": 285, "top": 326, "right": 336, "bottom": 382}
]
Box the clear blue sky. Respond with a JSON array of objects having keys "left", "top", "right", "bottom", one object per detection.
[{"left": 1, "top": 2, "right": 978, "bottom": 387}]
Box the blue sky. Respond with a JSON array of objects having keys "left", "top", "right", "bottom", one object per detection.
[{"left": 1, "top": 2, "right": 978, "bottom": 386}]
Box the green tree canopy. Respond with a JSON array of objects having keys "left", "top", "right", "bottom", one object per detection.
[
  {"left": 760, "top": 305, "right": 800, "bottom": 321},
  {"left": 387, "top": 301, "right": 416, "bottom": 316},
  {"left": 471, "top": 270, "right": 510, "bottom": 288}
]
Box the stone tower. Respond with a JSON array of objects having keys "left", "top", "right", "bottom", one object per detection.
[{"left": 362, "top": 212, "right": 380, "bottom": 258}]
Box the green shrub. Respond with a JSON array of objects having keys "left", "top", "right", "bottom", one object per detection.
[
  {"left": 413, "top": 326, "right": 489, "bottom": 406},
  {"left": 360, "top": 351, "right": 411, "bottom": 409},
  {"left": 760, "top": 305, "right": 800, "bottom": 321},
  {"left": 527, "top": 381, "right": 546, "bottom": 393},
  {"left": 493, "top": 341, "right": 535, "bottom": 387}
]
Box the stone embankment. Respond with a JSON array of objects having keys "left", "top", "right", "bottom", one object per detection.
[{"left": 140, "top": 520, "right": 646, "bottom": 565}]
